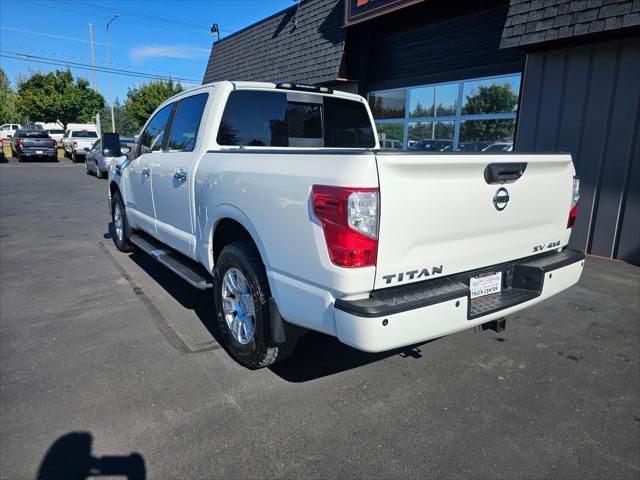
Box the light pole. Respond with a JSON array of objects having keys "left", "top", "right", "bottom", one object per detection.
[
  {"left": 88, "top": 23, "right": 100, "bottom": 137},
  {"left": 106, "top": 14, "right": 120, "bottom": 132}
]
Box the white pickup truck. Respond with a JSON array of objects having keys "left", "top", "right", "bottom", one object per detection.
[
  {"left": 62, "top": 128, "right": 99, "bottom": 162},
  {"left": 106, "top": 81, "right": 584, "bottom": 369}
]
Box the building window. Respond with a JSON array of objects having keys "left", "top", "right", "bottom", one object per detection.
[{"left": 370, "top": 74, "right": 521, "bottom": 151}]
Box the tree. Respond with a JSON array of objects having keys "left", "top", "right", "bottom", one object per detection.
[
  {"left": 460, "top": 82, "right": 518, "bottom": 142},
  {"left": 124, "top": 79, "right": 183, "bottom": 130},
  {"left": 0, "top": 68, "right": 21, "bottom": 124},
  {"left": 100, "top": 98, "right": 138, "bottom": 136},
  {"left": 15, "top": 70, "right": 104, "bottom": 127}
]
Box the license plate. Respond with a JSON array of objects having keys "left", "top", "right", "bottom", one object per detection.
[
  {"left": 36, "top": 150, "right": 43, "bottom": 154},
  {"left": 470, "top": 272, "right": 502, "bottom": 299}
]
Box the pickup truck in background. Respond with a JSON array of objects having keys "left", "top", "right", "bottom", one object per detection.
[
  {"left": 46, "top": 128, "right": 66, "bottom": 144},
  {"left": 62, "top": 129, "right": 99, "bottom": 162},
  {"left": 0, "top": 123, "right": 21, "bottom": 140},
  {"left": 10, "top": 128, "right": 58, "bottom": 162},
  {"left": 106, "top": 81, "right": 584, "bottom": 369}
]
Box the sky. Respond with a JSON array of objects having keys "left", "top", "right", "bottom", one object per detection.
[{"left": 0, "top": 0, "right": 294, "bottom": 103}]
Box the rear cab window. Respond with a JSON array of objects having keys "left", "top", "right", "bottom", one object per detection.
[
  {"left": 18, "top": 131, "right": 49, "bottom": 138},
  {"left": 71, "top": 131, "right": 98, "bottom": 138},
  {"left": 216, "top": 89, "right": 375, "bottom": 148}
]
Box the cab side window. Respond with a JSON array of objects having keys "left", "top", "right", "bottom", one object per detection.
[
  {"left": 166, "top": 94, "right": 208, "bottom": 152},
  {"left": 138, "top": 103, "right": 174, "bottom": 156}
]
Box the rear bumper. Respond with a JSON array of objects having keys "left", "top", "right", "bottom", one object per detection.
[
  {"left": 19, "top": 149, "right": 57, "bottom": 157},
  {"left": 334, "top": 249, "right": 585, "bottom": 352}
]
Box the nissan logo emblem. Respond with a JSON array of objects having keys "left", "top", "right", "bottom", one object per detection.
[{"left": 493, "top": 187, "right": 510, "bottom": 211}]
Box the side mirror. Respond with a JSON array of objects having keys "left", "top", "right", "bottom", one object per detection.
[{"left": 102, "top": 132, "right": 121, "bottom": 157}]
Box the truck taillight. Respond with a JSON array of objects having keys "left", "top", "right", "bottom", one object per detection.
[
  {"left": 73, "top": 141, "right": 78, "bottom": 147},
  {"left": 18, "top": 139, "right": 23, "bottom": 147},
  {"left": 311, "top": 185, "right": 379, "bottom": 268},
  {"left": 52, "top": 140, "right": 57, "bottom": 148},
  {"left": 567, "top": 176, "right": 580, "bottom": 228}
]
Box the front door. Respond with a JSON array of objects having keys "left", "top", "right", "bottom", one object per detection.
[
  {"left": 124, "top": 103, "right": 175, "bottom": 235},
  {"left": 151, "top": 93, "right": 209, "bottom": 256}
]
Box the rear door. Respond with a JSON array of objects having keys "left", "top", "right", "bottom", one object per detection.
[
  {"left": 374, "top": 153, "right": 575, "bottom": 290},
  {"left": 124, "top": 103, "right": 175, "bottom": 235},
  {"left": 151, "top": 93, "right": 209, "bottom": 256}
]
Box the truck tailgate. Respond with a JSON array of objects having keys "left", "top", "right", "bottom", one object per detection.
[{"left": 374, "top": 153, "right": 575, "bottom": 290}]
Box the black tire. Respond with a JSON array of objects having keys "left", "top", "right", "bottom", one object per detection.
[
  {"left": 111, "top": 191, "right": 134, "bottom": 252},
  {"left": 85, "top": 159, "right": 91, "bottom": 175},
  {"left": 71, "top": 151, "right": 77, "bottom": 163},
  {"left": 96, "top": 166, "right": 103, "bottom": 179},
  {"left": 214, "top": 241, "right": 296, "bottom": 369}
]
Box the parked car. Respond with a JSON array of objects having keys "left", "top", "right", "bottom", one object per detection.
[
  {"left": 459, "top": 141, "right": 491, "bottom": 152},
  {"left": 0, "top": 124, "right": 21, "bottom": 140},
  {"left": 379, "top": 139, "right": 403, "bottom": 150},
  {"left": 46, "top": 129, "right": 65, "bottom": 144},
  {"left": 10, "top": 128, "right": 57, "bottom": 162},
  {"left": 483, "top": 142, "right": 514, "bottom": 152},
  {"left": 0, "top": 139, "right": 5, "bottom": 161},
  {"left": 107, "top": 81, "right": 584, "bottom": 369},
  {"left": 85, "top": 137, "right": 134, "bottom": 179},
  {"left": 410, "top": 139, "right": 453, "bottom": 151},
  {"left": 61, "top": 129, "right": 99, "bottom": 162}
]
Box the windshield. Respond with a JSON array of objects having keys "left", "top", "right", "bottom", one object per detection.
[
  {"left": 17, "top": 131, "right": 50, "bottom": 138},
  {"left": 71, "top": 131, "right": 98, "bottom": 138}
]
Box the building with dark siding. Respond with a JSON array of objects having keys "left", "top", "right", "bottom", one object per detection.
[{"left": 203, "top": 0, "right": 639, "bottom": 265}]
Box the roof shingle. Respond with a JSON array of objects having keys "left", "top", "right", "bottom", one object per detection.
[
  {"left": 501, "top": 0, "right": 640, "bottom": 48},
  {"left": 202, "top": 0, "right": 345, "bottom": 85}
]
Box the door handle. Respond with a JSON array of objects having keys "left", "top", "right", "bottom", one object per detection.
[
  {"left": 141, "top": 167, "right": 150, "bottom": 177},
  {"left": 174, "top": 168, "right": 188, "bottom": 181}
]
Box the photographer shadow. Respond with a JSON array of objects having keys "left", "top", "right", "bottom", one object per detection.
[{"left": 36, "top": 432, "right": 145, "bottom": 480}]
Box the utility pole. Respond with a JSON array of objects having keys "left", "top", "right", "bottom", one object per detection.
[
  {"left": 88, "top": 23, "right": 100, "bottom": 137},
  {"left": 106, "top": 14, "right": 120, "bottom": 133}
]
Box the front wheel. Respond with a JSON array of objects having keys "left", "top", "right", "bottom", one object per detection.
[
  {"left": 111, "top": 191, "right": 133, "bottom": 252},
  {"left": 214, "top": 241, "right": 296, "bottom": 369}
]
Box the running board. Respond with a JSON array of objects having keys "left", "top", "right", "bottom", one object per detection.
[{"left": 129, "top": 233, "right": 213, "bottom": 290}]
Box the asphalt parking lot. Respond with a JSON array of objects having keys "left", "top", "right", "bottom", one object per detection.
[{"left": 1, "top": 156, "right": 639, "bottom": 479}]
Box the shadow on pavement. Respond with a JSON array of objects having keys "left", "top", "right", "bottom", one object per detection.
[
  {"left": 36, "top": 432, "right": 145, "bottom": 480},
  {"left": 270, "top": 334, "right": 432, "bottom": 382},
  {"left": 104, "top": 226, "right": 432, "bottom": 381}
]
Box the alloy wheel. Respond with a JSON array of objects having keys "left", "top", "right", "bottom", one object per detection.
[{"left": 221, "top": 268, "right": 256, "bottom": 345}]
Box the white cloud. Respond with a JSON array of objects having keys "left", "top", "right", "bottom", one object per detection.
[{"left": 129, "top": 44, "right": 210, "bottom": 62}]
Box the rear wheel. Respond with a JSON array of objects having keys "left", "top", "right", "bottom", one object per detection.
[
  {"left": 214, "top": 241, "right": 296, "bottom": 369},
  {"left": 111, "top": 191, "right": 133, "bottom": 252},
  {"left": 71, "top": 151, "right": 77, "bottom": 163},
  {"left": 95, "top": 165, "right": 103, "bottom": 179}
]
